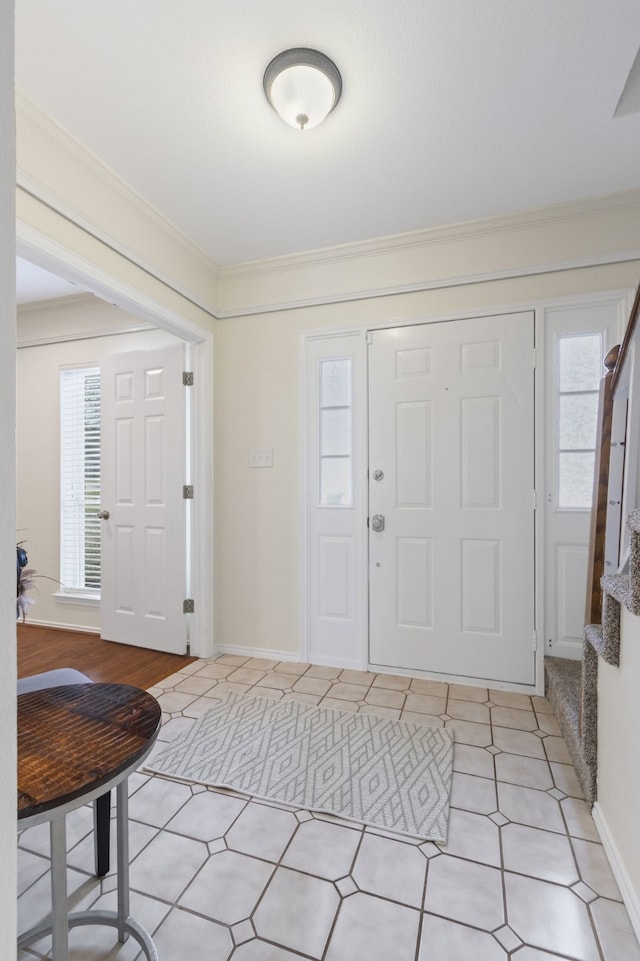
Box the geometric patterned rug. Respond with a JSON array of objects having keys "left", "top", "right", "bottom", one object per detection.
[{"left": 145, "top": 692, "right": 454, "bottom": 842}]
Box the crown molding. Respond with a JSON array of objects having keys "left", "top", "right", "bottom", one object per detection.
[
  {"left": 17, "top": 292, "right": 97, "bottom": 314},
  {"left": 16, "top": 91, "right": 219, "bottom": 316},
  {"left": 220, "top": 190, "right": 640, "bottom": 282}
]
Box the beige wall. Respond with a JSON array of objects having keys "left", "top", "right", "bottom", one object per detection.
[
  {"left": 17, "top": 297, "right": 180, "bottom": 631},
  {"left": 596, "top": 604, "right": 640, "bottom": 929},
  {"left": 1, "top": 1, "right": 16, "bottom": 952},
  {"left": 214, "top": 260, "right": 640, "bottom": 655}
]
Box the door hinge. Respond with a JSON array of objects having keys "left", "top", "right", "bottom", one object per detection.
[
  {"left": 532, "top": 490, "right": 537, "bottom": 510},
  {"left": 183, "top": 598, "right": 195, "bottom": 614},
  {"left": 183, "top": 371, "right": 194, "bottom": 386},
  {"left": 532, "top": 349, "right": 537, "bottom": 369},
  {"left": 183, "top": 485, "right": 194, "bottom": 499},
  {"left": 532, "top": 629, "right": 537, "bottom": 651}
]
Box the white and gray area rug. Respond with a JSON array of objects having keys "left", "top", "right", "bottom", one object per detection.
[{"left": 146, "top": 692, "right": 454, "bottom": 842}]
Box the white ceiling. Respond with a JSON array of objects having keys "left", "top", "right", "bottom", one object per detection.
[
  {"left": 15, "top": 0, "right": 640, "bottom": 268},
  {"left": 15, "top": 258, "right": 81, "bottom": 305}
]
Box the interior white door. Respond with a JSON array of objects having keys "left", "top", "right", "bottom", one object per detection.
[
  {"left": 368, "top": 312, "right": 536, "bottom": 685},
  {"left": 100, "top": 345, "right": 187, "bottom": 653}
]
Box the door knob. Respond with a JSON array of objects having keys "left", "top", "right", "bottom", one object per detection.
[
  {"left": 371, "top": 514, "right": 385, "bottom": 532},
  {"left": 97, "top": 510, "right": 110, "bottom": 520}
]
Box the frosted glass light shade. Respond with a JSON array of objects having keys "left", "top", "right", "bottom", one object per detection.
[{"left": 264, "top": 48, "right": 342, "bottom": 130}]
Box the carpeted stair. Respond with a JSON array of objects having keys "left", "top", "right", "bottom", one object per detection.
[{"left": 546, "top": 509, "right": 640, "bottom": 804}]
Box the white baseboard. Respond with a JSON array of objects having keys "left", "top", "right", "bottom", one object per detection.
[
  {"left": 18, "top": 617, "right": 100, "bottom": 634},
  {"left": 592, "top": 802, "right": 640, "bottom": 942},
  {"left": 547, "top": 640, "right": 583, "bottom": 660},
  {"left": 214, "top": 644, "right": 301, "bottom": 663}
]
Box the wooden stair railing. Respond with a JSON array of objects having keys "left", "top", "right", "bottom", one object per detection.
[{"left": 584, "top": 344, "right": 620, "bottom": 627}]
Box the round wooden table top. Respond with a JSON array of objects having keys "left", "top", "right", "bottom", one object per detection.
[{"left": 18, "top": 683, "right": 161, "bottom": 819}]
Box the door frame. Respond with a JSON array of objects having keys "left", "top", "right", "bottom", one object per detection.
[
  {"left": 303, "top": 303, "right": 546, "bottom": 694},
  {"left": 17, "top": 225, "right": 215, "bottom": 659}
]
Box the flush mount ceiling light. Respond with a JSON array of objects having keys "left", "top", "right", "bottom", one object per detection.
[{"left": 263, "top": 48, "right": 342, "bottom": 131}]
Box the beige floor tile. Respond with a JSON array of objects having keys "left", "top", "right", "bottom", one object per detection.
[
  {"left": 497, "top": 783, "right": 565, "bottom": 833},
  {"left": 205, "top": 680, "right": 252, "bottom": 699},
  {"left": 505, "top": 873, "right": 600, "bottom": 960},
  {"left": 591, "top": 898, "right": 640, "bottom": 961},
  {"left": 226, "top": 667, "right": 267, "bottom": 684},
  {"left": 492, "top": 726, "right": 546, "bottom": 759},
  {"left": 371, "top": 672, "right": 410, "bottom": 691},
  {"left": 339, "top": 669, "right": 377, "bottom": 685},
  {"left": 572, "top": 837, "right": 621, "bottom": 899},
  {"left": 401, "top": 710, "right": 444, "bottom": 727},
  {"left": 447, "top": 698, "right": 491, "bottom": 724},
  {"left": 325, "top": 892, "right": 421, "bottom": 961},
  {"left": 179, "top": 849, "right": 274, "bottom": 923},
  {"left": 254, "top": 866, "right": 340, "bottom": 958},
  {"left": 535, "top": 712, "right": 562, "bottom": 736},
  {"left": 320, "top": 696, "right": 359, "bottom": 713},
  {"left": 325, "top": 681, "right": 370, "bottom": 701},
  {"left": 155, "top": 690, "right": 199, "bottom": 714},
  {"left": 276, "top": 661, "right": 310, "bottom": 675},
  {"left": 173, "top": 674, "right": 219, "bottom": 696},
  {"left": 305, "top": 665, "right": 342, "bottom": 679},
  {"left": 491, "top": 706, "right": 538, "bottom": 731},
  {"left": 445, "top": 718, "right": 492, "bottom": 747},
  {"left": 450, "top": 772, "right": 497, "bottom": 815},
  {"left": 410, "top": 678, "right": 449, "bottom": 697},
  {"left": 365, "top": 686, "right": 405, "bottom": 709},
  {"left": 352, "top": 833, "right": 427, "bottom": 906},
  {"left": 550, "top": 761, "right": 584, "bottom": 798},
  {"left": 127, "top": 776, "right": 192, "bottom": 829},
  {"left": 452, "top": 743, "right": 495, "bottom": 778},
  {"left": 489, "top": 689, "right": 533, "bottom": 710},
  {"left": 358, "top": 704, "right": 402, "bottom": 720},
  {"left": 561, "top": 797, "right": 600, "bottom": 841},
  {"left": 243, "top": 657, "right": 280, "bottom": 670},
  {"left": 543, "top": 735, "right": 572, "bottom": 764},
  {"left": 233, "top": 941, "right": 307, "bottom": 960},
  {"left": 502, "top": 823, "right": 578, "bottom": 884},
  {"left": 292, "top": 675, "right": 332, "bottom": 696},
  {"left": 494, "top": 753, "right": 554, "bottom": 790},
  {"left": 281, "top": 691, "right": 322, "bottom": 706},
  {"left": 425, "top": 855, "right": 505, "bottom": 929},
  {"left": 419, "top": 914, "right": 507, "bottom": 961},
  {"left": 404, "top": 692, "right": 447, "bottom": 715},
  {"left": 192, "top": 662, "right": 235, "bottom": 679},
  {"left": 439, "top": 808, "right": 501, "bottom": 866},
  {"left": 248, "top": 686, "right": 284, "bottom": 701},
  {"left": 254, "top": 672, "right": 300, "bottom": 690},
  {"left": 182, "top": 694, "right": 224, "bottom": 718},
  {"left": 129, "top": 831, "right": 208, "bottom": 902},
  {"left": 164, "top": 788, "right": 247, "bottom": 841},
  {"left": 448, "top": 683, "right": 488, "bottom": 703},
  {"left": 282, "top": 818, "right": 360, "bottom": 880},
  {"left": 531, "top": 695, "right": 554, "bottom": 714},
  {"left": 152, "top": 905, "right": 233, "bottom": 960}
]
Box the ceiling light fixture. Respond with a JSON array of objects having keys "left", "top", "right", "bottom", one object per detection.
[{"left": 263, "top": 48, "right": 342, "bottom": 131}]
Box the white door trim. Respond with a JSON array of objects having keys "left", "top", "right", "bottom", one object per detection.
[
  {"left": 303, "top": 305, "right": 546, "bottom": 694},
  {"left": 17, "top": 223, "right": 215, "bottom": 659}
]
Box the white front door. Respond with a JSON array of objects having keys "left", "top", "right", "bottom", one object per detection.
[
  {"left": 368, "top": 312, "right": 536, "bottom": 685},
  {"left": 100, "top": 345, "right": 188, "bottom": 653}
]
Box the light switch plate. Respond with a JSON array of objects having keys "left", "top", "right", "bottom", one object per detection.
[{"left": 249, "top": 447, "right": 273, "bottom": 468}]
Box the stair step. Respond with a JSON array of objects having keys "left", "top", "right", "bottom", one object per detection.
[{"left": 544, "top": 656, "right": 595, "bottom": 803}]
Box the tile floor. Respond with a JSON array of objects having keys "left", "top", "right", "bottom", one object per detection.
[{"left": 17, "top": 655, "right": 640, "bottom": 961}]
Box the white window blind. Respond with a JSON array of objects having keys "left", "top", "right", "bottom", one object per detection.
[{"left": 60, "top": 367, "right": 101, "bottom": 593}]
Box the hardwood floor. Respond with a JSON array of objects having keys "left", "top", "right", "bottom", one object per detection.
[{"left": 17, "top": 624, "right": 197, "bottom": 689}]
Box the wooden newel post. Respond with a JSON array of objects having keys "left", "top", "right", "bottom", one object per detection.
[{"left": 584, "top": 344, "right": 620, "bottom": 627}]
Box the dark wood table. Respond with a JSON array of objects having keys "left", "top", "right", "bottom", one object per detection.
[{"left": 18, "top": 683, "right": 162, "bottom": 961}]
